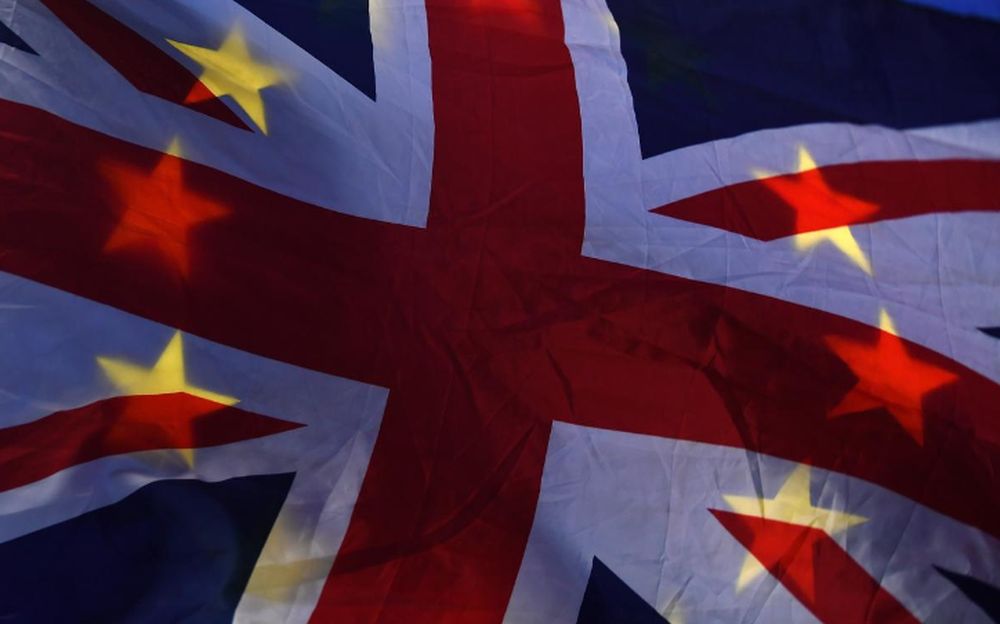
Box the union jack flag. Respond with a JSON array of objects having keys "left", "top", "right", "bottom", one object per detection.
[{"left": 0, "top": 0, "right": 998, "bottom": 622}]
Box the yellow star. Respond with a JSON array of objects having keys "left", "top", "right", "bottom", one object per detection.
[
  {"left": 168, "top": 26, "right": 283, "bottom": 133},
  {"left": 244, "top": 556, "right": 333, "bottom": 603},
  {"left": 878, "top": 308, "right": 898, "bottom": 336},
  {"left": 721, "top": 464, "right": 866, "bottom": 590},
  {"left": 97, "top": 331, "right": 237, "bottom": 406},
  {"left": 756, "top": 146, "right": 875, "bottom": 275},
  {"left": 163, "top": 136, "right": 183, "bottom": 158},
  {"left": 243, "top": 512, "right": 334, "bottom": 603},
  {"left": 793, "top": 226, "right": 872, "bottom": 275}
]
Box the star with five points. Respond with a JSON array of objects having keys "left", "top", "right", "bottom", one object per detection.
[
  {"left": 721, "top": 464, "right": 867, "bottom": 593},
  {"left": 825, "top": 310, "right": 957, "bottom": 445},
  {"left": 168, "top": 25, "right": 283, "bottom": 134},
  {"left": 757, "top": 146, "right": 878, "bottom": 275},
  {"left": 96, "top": 331, "right": 238, "bottom": 469},
  {"left": 97, "top": 330, "right": 237, "bottom": 406},
  {"left": 101, "top": 138, "right": 229, "bottom": 277}
]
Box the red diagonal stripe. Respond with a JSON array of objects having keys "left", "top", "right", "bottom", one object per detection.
[
  {"left": 0, "top": 392, "right": 302, "bottom": 493},
  {"left": 711, "top": 510, "right": 919, "bottom": 624},
  {"left": 652, "top": 159, "right": 1000, "bottom": 240},
  {"left": 39, "top": 0, "right": 249, "bottom": 130}
]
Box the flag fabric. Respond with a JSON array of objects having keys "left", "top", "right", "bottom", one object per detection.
[{"left": 0, "top": 0, "right": 998, "bottom": 622}]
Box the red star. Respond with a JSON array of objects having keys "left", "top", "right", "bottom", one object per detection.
[
  {"left": 826, "top": 324, "right": 957, "bottom": 445},
  {"left": 759, "top": 147, "right": 879, "bottom": 234},
  {"left": 101, "top": 150, "right": 228, "bottom": 276}
]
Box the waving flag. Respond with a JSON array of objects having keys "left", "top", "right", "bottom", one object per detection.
[{"left": 0, "top": 0, "right": 998, "bottom": 622}]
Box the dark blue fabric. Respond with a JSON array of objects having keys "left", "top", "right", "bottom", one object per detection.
[
  {"left": 0, "top": 473, "right": 294, "bottom": 623},
  {"left": 576, "top": 557, "right": 668, "bottom": 624},
  {"left": 903, "top": 0, "right": 1000, "bottom": 22},
  {"left": 606, "top": 0, "right": 1000, "bottom": 158},
  {"left": 0, "top": 20, "right": 36, "bottom": 54},
  {"left": 937, "top": 566, "right": 1000, "bottom": 622},
  {"left": 234, "top": 0, "right": 375, "bottom": 100},
  {"left": 979, "top": 327, "right": 1000, "bottom": 339}
]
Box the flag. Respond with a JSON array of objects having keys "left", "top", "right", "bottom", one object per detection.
[{"left": 0, "top": 0, "right": 998, "bottom": 622}]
